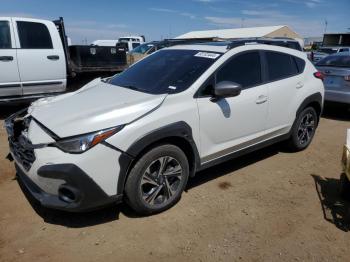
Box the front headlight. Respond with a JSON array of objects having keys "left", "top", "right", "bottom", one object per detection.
[{"left": 52, "top": 126, "right": 123, "bottom": 153}]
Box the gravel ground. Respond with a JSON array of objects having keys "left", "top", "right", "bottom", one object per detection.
[{"left": 0, "top": 93, "right": 349, "bottom": 261}]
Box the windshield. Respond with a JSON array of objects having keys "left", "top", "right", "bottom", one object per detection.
[
  {"left": 109, "top": 49, "right": 221, "bottom": 94},
  {"left": 130, "top": 43, "right": 155, "bottom": 54},
  {"left": 316, "top": 55, "right": 350, "bottom": 67},
  {"left": 317, "top": 48, "right": 338, "bottom": 54}
]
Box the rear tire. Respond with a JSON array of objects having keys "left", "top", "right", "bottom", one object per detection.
[
  {"left": 340, "top": 173, "right": 350, "bottom": 201},
  {"left": 125, "top": 144, "right": 189, "bottom": 215},
  {"left": 286, "top": 107, "right": 318, "bottom": 152}
]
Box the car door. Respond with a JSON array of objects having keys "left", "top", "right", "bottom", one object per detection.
[
  {"left": 262, "top": 50, "right": 304, "bottom": 136},
  {"left": 196, "top": 51, "right": 269, "bottom": 163},
  {"left": 13, "top": 18, "right": 66, "bottom": 95},
  {"left": 0, "top": 18, "right": 21, "bottom": 97}
]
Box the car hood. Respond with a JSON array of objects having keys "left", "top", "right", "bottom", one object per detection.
[{"left": 28, "top": 78, "right": 166, "bottom": 138}]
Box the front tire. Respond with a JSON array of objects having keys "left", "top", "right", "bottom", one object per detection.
[
  {"left": 125, "top": 144, "right": 189, "bottom": 215},
  {"left": 286, "top": 107, "right": 318, "bottom": 151}
]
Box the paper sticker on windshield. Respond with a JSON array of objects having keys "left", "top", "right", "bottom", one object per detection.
[
  {"left": 194, "top": 52, "right": 220, "bottom": 59},
  {"left": 168, "top": 86, "right": 177, "bottom": 90}
]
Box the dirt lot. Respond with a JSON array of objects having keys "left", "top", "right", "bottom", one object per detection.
[{"left": 0, "top": 99, "right": 349, "bottom": 261}]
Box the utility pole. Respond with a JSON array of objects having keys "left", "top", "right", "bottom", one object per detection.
[
  {"left": 324, "top": 19, "right": 328, "bottom": 33},
  {"left": 169, "top": 25, "right": 172, "bottom": 39},
  {"left": 241, "top": 18, "right": 245, "bottom": 28}
]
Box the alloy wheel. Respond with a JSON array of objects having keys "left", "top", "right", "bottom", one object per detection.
[
  {"left": 297, "top": 112, "right": 315, "bottom": 145},
  {"left": 140, "top": 156, "right": 183, "bottom": 206}
]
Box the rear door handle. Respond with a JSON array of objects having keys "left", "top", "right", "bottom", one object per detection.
[
  {"left": 296, "top": 82, "right": 304, "bottom": 89},
  {"left": 47, "top": 55, "right": 59, "bottom": 60},
  {"left": 256, "top": 95, "right": 268, "bottom": 104},
  {"left": 0, "top": 56, "right": 13, "bottom": 61}
]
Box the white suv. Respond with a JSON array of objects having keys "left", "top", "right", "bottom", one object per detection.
[{"left": 5, "top": 41, "right": 324, "bottom": 215}]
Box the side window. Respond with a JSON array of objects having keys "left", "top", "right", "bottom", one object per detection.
[
  {"left": 293, "top": 56, "right": 306, "bottom": 73},
  {"left": 265, "top": 51, "right": 298, "bottom": 81},
  {"left": 17, "top": 21, "right": 53, "bottom": 49},
  {"left": 216, "top": 51, "right": 262, "bottom": 88},
  {"left": 0, "top": 21, "right": 11, "bottom": 48}
]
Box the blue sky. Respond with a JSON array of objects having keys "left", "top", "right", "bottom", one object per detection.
[{"left": 1, "top": 0, "right": 349, "bottom": 44}]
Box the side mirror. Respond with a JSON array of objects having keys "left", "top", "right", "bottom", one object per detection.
[{"left": 214, "top": 81, "right": 242, "bottom": 98}]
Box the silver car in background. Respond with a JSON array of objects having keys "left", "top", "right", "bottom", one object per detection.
[
  {"left": 313, "top": 47, "right": 350, "bottom": 63},
  {"left": 316, "top": 52, "right": 350, "bottom": 105}
]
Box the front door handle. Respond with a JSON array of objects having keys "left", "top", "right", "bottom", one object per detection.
[
  {"left": 296, "top": 82, "right": 304, "bottom": 89},
  {"left": 47, "top": 55, "right": 59, "bottom": 60},
  {"left": 0, "top": 56, "right": 13, "bottom": 61},
  {"left": 256, "top": 95, "right": 268, "bottom": 104}
]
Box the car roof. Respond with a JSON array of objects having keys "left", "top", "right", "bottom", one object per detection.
[
  {"left": 328, "top": 51, "right": 350, "bottom": 56},
  {"left": 164, "top": 37, "right": 303, "bottom": 53},
  {"left": 166, "top": 42, "right": 305, "bottom": 57},
  {"left": 319, "top": 46, "right": 350, "bottom": 49},
  {"left": 166, "top": 44, "right": 228, "bottom": 53}
]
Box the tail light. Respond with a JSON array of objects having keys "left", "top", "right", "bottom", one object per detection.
[
  {"left": 313, "top": 71, "right": 325, "bottom": 81},
  {"left": 344, "top": 75, "right": 350, "bottom": 81}
]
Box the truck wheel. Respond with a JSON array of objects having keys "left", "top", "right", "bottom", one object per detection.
[
  {"left": 286, "top": 107, "right": 318, "bottom": 152},
  {"left": 125, "top": 144, "right": 189, "bottom": 215},
  {"left": 340, "top": 173, "right": 350, "bottom": 201}
]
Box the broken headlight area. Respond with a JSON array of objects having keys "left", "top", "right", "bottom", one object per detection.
[{"left": 5, "top": 109, "right": 36, "bottom": 171}]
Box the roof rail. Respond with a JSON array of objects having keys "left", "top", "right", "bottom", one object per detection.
[{"left": 226, "top": 38, "right": 302, "bottom": 51}]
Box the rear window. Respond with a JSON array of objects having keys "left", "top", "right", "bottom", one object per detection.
[
  {"left": 265, "top": 51, "right": 299, "bottom": 81},
  {"left": 0, "top": 21, "right": 11, "bottom": 48},
  {"left": 17, "top": 21, "right": 53, "bottom": 49},
  {"left": 316, "top": 55, "right": 350, "bottom": 67},
  {"left": 286, "top": 41, "right": 302, "bottom": 51},
  {"left": 294, "top": 57, "right": 306, "bottom": 73}
]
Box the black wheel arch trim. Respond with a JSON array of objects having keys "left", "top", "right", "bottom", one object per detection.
[
  {"left": 296, "top": 92, "right": 323, "bottom": 119},
  {"left": 117, "top": 121, "right": 200, "bottom": 195}
]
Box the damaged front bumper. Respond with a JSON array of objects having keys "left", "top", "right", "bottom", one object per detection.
[{"left": 5, "top": 109, "right": 123, "bottom": 212}]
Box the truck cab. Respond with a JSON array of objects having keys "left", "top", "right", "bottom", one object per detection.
[
  {"left": 0, "top": 17, "right": 66, "bottom": 102},
  {"left": 0, "top": 16, "right": 129, "bottom": 103},
  {"left": 118, "top": 36, "right": 145, "bottom": 52}
]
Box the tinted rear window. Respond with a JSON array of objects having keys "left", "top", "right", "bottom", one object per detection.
[
  {"left": 17, "top": 21, "right": 53, "bottom": 49},
  {"left": 266, "top": 51, "right": 299, "bottom": 81},
  {"left": 287, "top": 41, "right": 302, "bottom": 51},
  {"left": 0, "top": 21, "right": 11, "bottom": 48},
  {"left": 294, "top": 57, "right": 306, "bottom": 73}
]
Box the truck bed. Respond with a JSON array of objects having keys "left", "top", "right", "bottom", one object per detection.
[
  {"left": 69, "top": 45, "right": 127, "bottom": 73},
  {"left": 53, "top": 17, "right": 128, "bottom": 76}
]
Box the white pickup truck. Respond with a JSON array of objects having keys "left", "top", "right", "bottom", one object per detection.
[
  {"left": 0, "top": 17, "right": 128, "bottom": 103},
  {"left": 92, "top": 36, "right": 146, "bottom": 51}
]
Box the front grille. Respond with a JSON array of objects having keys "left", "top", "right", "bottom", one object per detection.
[{"left": 6, "top": 110, "right": 36, "bottom": 171}]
